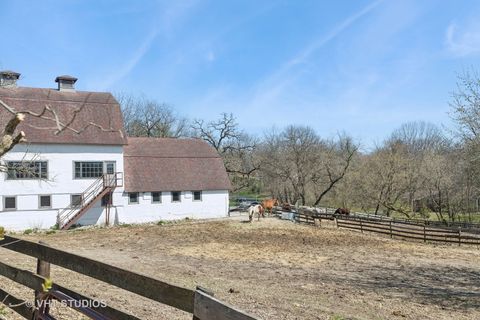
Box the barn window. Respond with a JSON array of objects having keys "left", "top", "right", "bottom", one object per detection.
[
  {"left": 4, "top": 196, "right": 16, "bottom": 210},
  {"left": 171, "top": 191, "right": 181, "bottom": 202},
  {"left": 71, "top": 194, "right": 83, "bottom": 207},
  {"left": 193, "top": 191, "right": 202, "bottom": 201},
  {"left": 39, "top": 195, "right": 52, "bottom": 209},
  {"left": 105, "top": 162, "right": 115, "bottom": 174},
  {"left": 6, "top": 161, "right": 48, "bottom": 179},
  {"left": 152, "top": 192, "right": 161, "bottom": 203},
  {"left": 74, "top": 162, "right": 103, "bottom": 178},
  {"left": 129, "top": 192, "right": 139, "bottom": 204}
]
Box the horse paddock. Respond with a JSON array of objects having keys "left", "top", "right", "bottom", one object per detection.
[{"left": 1, "top": 216, "right": 479, "bottom": 320}]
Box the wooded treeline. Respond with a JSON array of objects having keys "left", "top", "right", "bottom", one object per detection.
[{"left": 117, "top": 70, "right": 480, "bottom": 222}]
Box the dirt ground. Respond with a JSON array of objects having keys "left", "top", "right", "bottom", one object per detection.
[{"left": 1, "top": 215, "right": 480, "bottom": 320}]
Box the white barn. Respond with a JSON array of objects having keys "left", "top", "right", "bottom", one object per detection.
[{"left": 0, "top": 71, "right": 231, "bottom": 231}]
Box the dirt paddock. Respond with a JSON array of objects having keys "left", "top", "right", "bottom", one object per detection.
[{"left": 1, "top": 215, "right": 479, "bottom": 320}]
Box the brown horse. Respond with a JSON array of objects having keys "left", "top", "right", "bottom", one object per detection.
[
  {"left": 281, "top": 202, "right": 293, "bottom": 212},
  {"left": 261, "top": 198, "right": 279, "bottom": 215},
  {"left": 334, "top": 208, "right": 350, "bottom": 215}
]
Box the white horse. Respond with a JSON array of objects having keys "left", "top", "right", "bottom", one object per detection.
[{"left": 248, "top": 204, "right": 264, "bottom": 222}]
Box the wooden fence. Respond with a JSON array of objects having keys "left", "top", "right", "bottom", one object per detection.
[
  {"left": 336, "top": 216, "right": 480, "bottom": 245},
  {"left": 349, "top": 212, "right": 480, "bottom": 232},
  {"left": 0, "top": 235, "right": 258, "bottom": 320},
  {"left": 273, "top": 207, "right": 480, "bottom": 246}
]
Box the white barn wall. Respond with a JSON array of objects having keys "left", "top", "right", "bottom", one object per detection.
[
  {"left": 0, "top": 210, "right": 57, "bottom": 230},
  {"left": 0, "top": 143, "right": 124, "bottom": 230},
  {"left": 75, "top": 191, "right": 125, "bottom": 226},
  {"left": 120, "top": 190, "right": 229, "bottom": 223},
  {"left": 0, "top": 143, "right": 124, "bottom": 194}
]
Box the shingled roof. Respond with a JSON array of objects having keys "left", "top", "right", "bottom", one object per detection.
[
  {"left": 0, "top": 86, "right": 126, "bottom": 145},
  {"left": 124, "top": 137, "right": 231, "bottom": 192}
]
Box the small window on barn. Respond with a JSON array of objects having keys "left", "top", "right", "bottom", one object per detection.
[
  {"left": 39, "top": 195, "right": 52, "bottom": 209},
  {"left": 152, "top": 192, "right": 162, "bottom": 203},
  {"left": 71, "top": 194, "right": 83, "bottom": 207},
  {"left": 171, "top": 191, "right": 181, "bottom": 202},
  {"left": 105, "top": 162, "right": 115, "bottom": 175},
  {"left": 129, "top": 192, "right": 139, "bottom": 204},
  {"left": 101, "top": 192, "right": 112, "bottom": 207},
  {"left": 193, "top": 191, "right": 202, "bottom": 201},
  {"left": 4, "top": 196, "right": 16, "bottom": 210}
]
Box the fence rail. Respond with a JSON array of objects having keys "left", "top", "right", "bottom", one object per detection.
[
  {"left": 0, "top": 236, "right": 258, "bottom": 320},
  {"left": 273, "top": 207, "right": 480, "bottom": 246}
]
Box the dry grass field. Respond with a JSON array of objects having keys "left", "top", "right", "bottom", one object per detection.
[{"left": 1, "top": 216, "right": 480, "bottom": 320}]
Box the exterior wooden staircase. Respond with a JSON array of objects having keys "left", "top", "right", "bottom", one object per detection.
[{"left": 57, "top": 173, "right": 123, "bottom": 230}]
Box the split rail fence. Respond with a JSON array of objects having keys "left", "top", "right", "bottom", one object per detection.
[
  {"left": 273, "top": 207, "right": 480, "bottom": 246},
  {"left": 0, "top": 235, "right": 258, "bottom": 320}
]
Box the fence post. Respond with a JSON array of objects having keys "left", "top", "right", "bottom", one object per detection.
[
  {"left": 423, "top": 224, "right": 426, "bottom": 243},
  {"left": 360, "top": 220, "right": 363, "bottom": 233},
  {"left": 193, "top": 286, "right": 214, "bottom": 320},
  {"left": 34, "top": 241, "right": 51, "bottom": 317},
  {"left": 458, "top": 229, "right": 461, "bottom": 247},
  {"left": 390, "top": 221, "right": 392, "bottom": 238}
]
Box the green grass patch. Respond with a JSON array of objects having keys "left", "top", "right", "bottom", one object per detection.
[
  {"left": 23, "top": 228, "right": 34, "bottom": 235},
  {"left": 119, "top": 223, "right": 132, "bottom": 228}
]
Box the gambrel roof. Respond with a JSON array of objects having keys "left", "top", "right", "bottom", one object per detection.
[
  {"left": 0, "top": 86, "right": 127, "bottom": 145},
  {"left": 124, "top": 137, "right": 231, "bottom": 192}
]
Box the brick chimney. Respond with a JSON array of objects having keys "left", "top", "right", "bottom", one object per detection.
[
  {"left": 0, "top": 70, "right": 21, "bottom": 88},
  {"left": 55, "top": 75, "right": 77, "bottom": 92}
]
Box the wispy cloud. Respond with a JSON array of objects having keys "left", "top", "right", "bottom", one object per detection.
[
  {"left": 95, "top": 0, "right": 200, "bottom": 90},
  {"left": 277, "top": 0, "right": 383, "bottom": 75},
  {"left": 188, "top": 0, "right": 385, "bottom": 134},
  {"left": 445, "top": 21, "right": 480, "bottom": 57},
  {"left": 250, "top": 0, "right": 384, "bottom": 108},
  {"left": 96, "top": 28, "right": 159, "bottom": 91}
]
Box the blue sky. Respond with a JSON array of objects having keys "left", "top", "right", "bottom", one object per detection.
[{"left": 1, "top": 0, "right": 480, "bottom": 149}]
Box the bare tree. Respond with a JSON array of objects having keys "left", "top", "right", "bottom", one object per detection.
[
  {"left": 116, "top": 93, "right": 189, "bottom": 138},
  {"left": 368, "top": 141, "right": 411, "bottom": 217},
  {"left": 260, "top": 126, "right": 358, "bottom": 206},
  {"left": 390, "top": 121, "right": 446, "bottom": 153},
  {"left": 450, "top": 69, "right": 480, "bottom": 143},
  {"left": 0, "top": 105, "right": 25, "bottom": 158},
  {"left": 312, "top": 133, "right": 358, "bottom": 206},
  {"left": 192, "top": 113, "right": 260, "bottom": 191},
  {"left": 261, "top": 126, "right": 319, "bottom": 205},
  {"left": 387, "top": 121, "right": 447, "bottom": 211},
  {"left": 448, "top": 69, "right": 480, "bottom": 219}
]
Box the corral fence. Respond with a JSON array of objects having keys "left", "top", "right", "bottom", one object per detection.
[
  {"left": 349, "top": 212, "right": 480, "bottom": 233},
  {"left": 272, "top": 207, "right": 480, "bottom": 246},
  {"left": 0, "top": 235, "right": 258, "bottom": 320}
]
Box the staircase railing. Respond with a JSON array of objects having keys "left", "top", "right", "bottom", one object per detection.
[{"left": 57, "top": 172, "right": 123, "bottom": 229}]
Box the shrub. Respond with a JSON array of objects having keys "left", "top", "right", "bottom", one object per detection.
[{"left": 0, "top": 305, "right": 7, "bottom": 315}]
